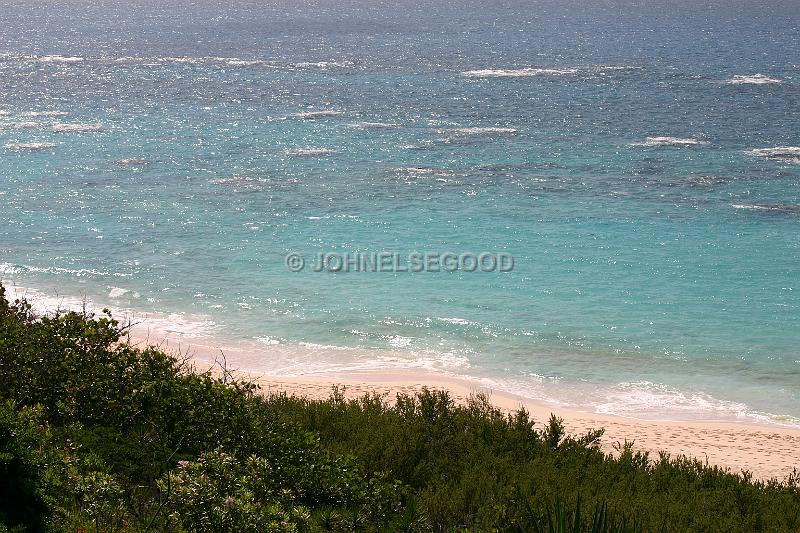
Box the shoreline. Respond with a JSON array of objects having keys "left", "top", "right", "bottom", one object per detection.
[
  {"left": 5, "top": 281, "right": 799, "bottom": 428},
  {"left": 5, "top": 282, "right": 800, "bottom": 481},
  {"left": 252, "top": 371, "right": 800, "bottom": 483},
  {"left": 140, "top": 338, "right": 800, "bottom": 483}
]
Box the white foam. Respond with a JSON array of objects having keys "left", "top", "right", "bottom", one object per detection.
[
  {"left": 385, "top": 335, "right": 414, "bottom": 348},
  {"left": 630, "top": 136, "right": 709, "bottom": 147},
  {"left": 225, "top": 59, "right": 265, "bottom": 66},
  {"left": 732, "top": 203, "right": 800, "bottom": 214},
  {"left": 52, "top": 123, "right": 103, "bottom": 133},
  {"left": 1, "top": 284, "right": 218, "bottom": 339},
  {"left": 462, "top": 68, "right": 579, "bottom": 78},
  {"left": 108, "top": 287, "right": 129, "bottom": 298},
  {"left": 288, "top": 110, "right": 343, "bottom": 119},
  {"left": 4, "top": 142, "right": 57, "bottom": 152},
  {"left": 0, "top": 262, "right": 129, "bottom": 278},
  {"left": 593, "top": 381, "right": 800, "bottom": 426},
  {"left": 348, "top": 121, "right": 401, "bottom": 130},
  {"left": 21, "top": 111, "right": 68, "bottom": 117},
  {"left": 212, "top": 177, "right": 302, "bottom": 187},
  {"left": 0, "top": 121, "right": 42, "bottom": 130},
  {"left": 441, "top": 126, "right": 518, "bottom": 135},
  {"left": 744, "top": 146, "right": 800, "bottom": 164},
  {"left": 728, "top": 74, "right": 782, "bottom": 85},
  {"left": 37, "top": 55, "right": 84, "bottom": 63},
  {"left": 435, "top": 317, "right": 476, "bottom": 326},
  {"left": 293, "top": 61, "right": 352, "bottom": 69},
  {"left": 298, "top": 341, "right": 355, "bottom": 352},
  {"left": 284, "top": 147, "right": 335, "bottom": 156},
  {"left": 746, "top": 146, "right": 800, "bottom": 157},
  {"left": 114, "top": 158, "right": 150, "bottom": 166}
]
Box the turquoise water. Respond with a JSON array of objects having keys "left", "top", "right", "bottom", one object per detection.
[{"left": 1, "top": 1, "right": 799, "bottom": 424}]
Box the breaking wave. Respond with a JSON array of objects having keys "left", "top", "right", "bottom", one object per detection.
[
  {"left": 732, "top": 203, "right": 800, "bottom": 214},
  {"left": 52, "top": 123, "right": 103, "bottom": 133},
  {"left": 727, "top": 74, "right": 783, "bottom": 85},
  {"left": 287, "top": 110, "right": 343, "bottom": 119},
  {"left": 348, "top": 121, "right": 402, "bottom": 130},
  {"left": 440, "top": 126, "right": 518, "bottom": 135},
  {"left": 461, "top": 65, "right": 640, "bottom": 79},
  {"left": 631, "top": 136, "right": 709, "bottom": 147},
  {"left": 744, "top": 146, "right": 800, "bottom": 165},
  {"left": 4, "top": 142, "right": 57, "bottom": 152},
  {"left": 284, "top": 148, "right": 335, "bottom": 156}
]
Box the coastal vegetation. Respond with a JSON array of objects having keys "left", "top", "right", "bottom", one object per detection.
[{"left": 1, "top": 282, "right": 799, "bottom": 532}]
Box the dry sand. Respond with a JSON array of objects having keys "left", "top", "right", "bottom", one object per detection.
[
  {"left": 150, "top": 338, "right": 800, "bottom": 483},
  {"left": 251, "top": 370, "right": 800, "bottom": 483}
]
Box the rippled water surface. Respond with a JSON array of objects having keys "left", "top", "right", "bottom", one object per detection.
[{"left": 1, "top": 0, "right": 799, "bottom": 424}]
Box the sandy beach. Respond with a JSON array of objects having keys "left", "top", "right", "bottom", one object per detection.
[
  {"left": 253, "top": 371, "right": 800, "bottom": 483},
  {"left": 137, "top": 336, "right": 800, "bottom": 483},
  {"left": 6, "top": 282, "right": 798, "bottom": 483}
]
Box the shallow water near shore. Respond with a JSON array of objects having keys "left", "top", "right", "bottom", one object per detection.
[{"left": 1, "top": 0, "right": 799, "bottom": 426}]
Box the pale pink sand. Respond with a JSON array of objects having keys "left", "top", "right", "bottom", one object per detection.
[
  {"left": 138, "top": 338, "right": 800, "bottom": 483},
  {"left": 252, "top": 371, "right": 800, "bottom": 482}
]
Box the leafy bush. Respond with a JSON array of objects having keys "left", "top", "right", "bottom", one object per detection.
[{"left": 0, "top": 402, "right": 51, "bottom": 532}]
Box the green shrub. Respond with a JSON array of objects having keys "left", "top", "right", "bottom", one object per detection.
[{"left": 0, "top": 402, "right": 51, "bottom": 532}]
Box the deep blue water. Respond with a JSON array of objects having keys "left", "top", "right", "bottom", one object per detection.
[{"left": 1, "top": 0, "right": 799, "bottom": 424}]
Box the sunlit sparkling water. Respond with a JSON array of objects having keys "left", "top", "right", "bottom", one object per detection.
[{"left": 1, "top": 0, "right": 799, "bottom": 425}]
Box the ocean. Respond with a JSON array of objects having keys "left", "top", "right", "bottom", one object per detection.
[{"left": 1, "top": 0, "right": 798, "bottom": 425}]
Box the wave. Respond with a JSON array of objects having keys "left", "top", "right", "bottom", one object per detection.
[
  {"left": 744, "top": 146, "right": 800, "bottom": 165},
  {"left": 728, "top": 74, "right": 783, "bottom": 85},
  {"left": 348, "top": 121, "right": 401, "bottom": 130},
  {"left": 13, "top": 55, "right": 358, "bottom": 73},
  {"left": 461, "top": 65, "right": 639, "bottom": 79},
  {"left": 594, "top": 381, "right": 800, "bottom": 426},
  {"left": 108, "top": 286, "right": 140, "bottom": 299},
  {"left": 284, "top": 148, "right": 335, "bottom": 156},
  {"left": 255, "top": 336, "right": 282, "bottom": 345},
  {"left": 630, "top": 136, "right": 709, "bottom": 147},
  {"left": 392, "top": 166, "right": 457, "bottom": 180},
  {"left": 462, "top": 68, "right": 579, "bottom": 78},
  {"left": 0, "top": 262, "right": 130, "bottom": 280},
  {"left": 3, "top": 142, "right": 57, "bottom": 152},
  {"left": 287, "top": 110, "right": 343, "bottom": 119},
  {"left": 224, "top": 59, "right": 264, "bottom": 66},
  {"left": 1, "top": 53, "right": 356, "bottom": 72},
  {"left": 211, "top": 176, "right": 302, "bottom": 188},
  {"left": 2, "top": 285, "right": 218, "bottom": 340},
  {"left": 732, "top": 203, "right": 800, "bottom": 214},
  {"left": 51, "top": 123, "right": 103, "bottom": 133},
  {"left": 292, "top": 60, "right": 353, "bottom": 69},
  {"left": 37, "top": 55, "right": 84, "bottom": 63},
  {"left": 21, "top": 111, "right": 69, "bottom": 117},
  {"left": 435, "top": 316, "right": 479, "bottom": 326},
  {"left": 0, "top": 110, "right": 9, "bottom": 116},
  {"left": 114, "top": 158, "right": 150, "bottom": 166},
  {"left": 439, "top": 127, "right": 518, "bottom": 135},
  {"left": 0, "top": 121, "right": 42, "bottom": 130}
]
